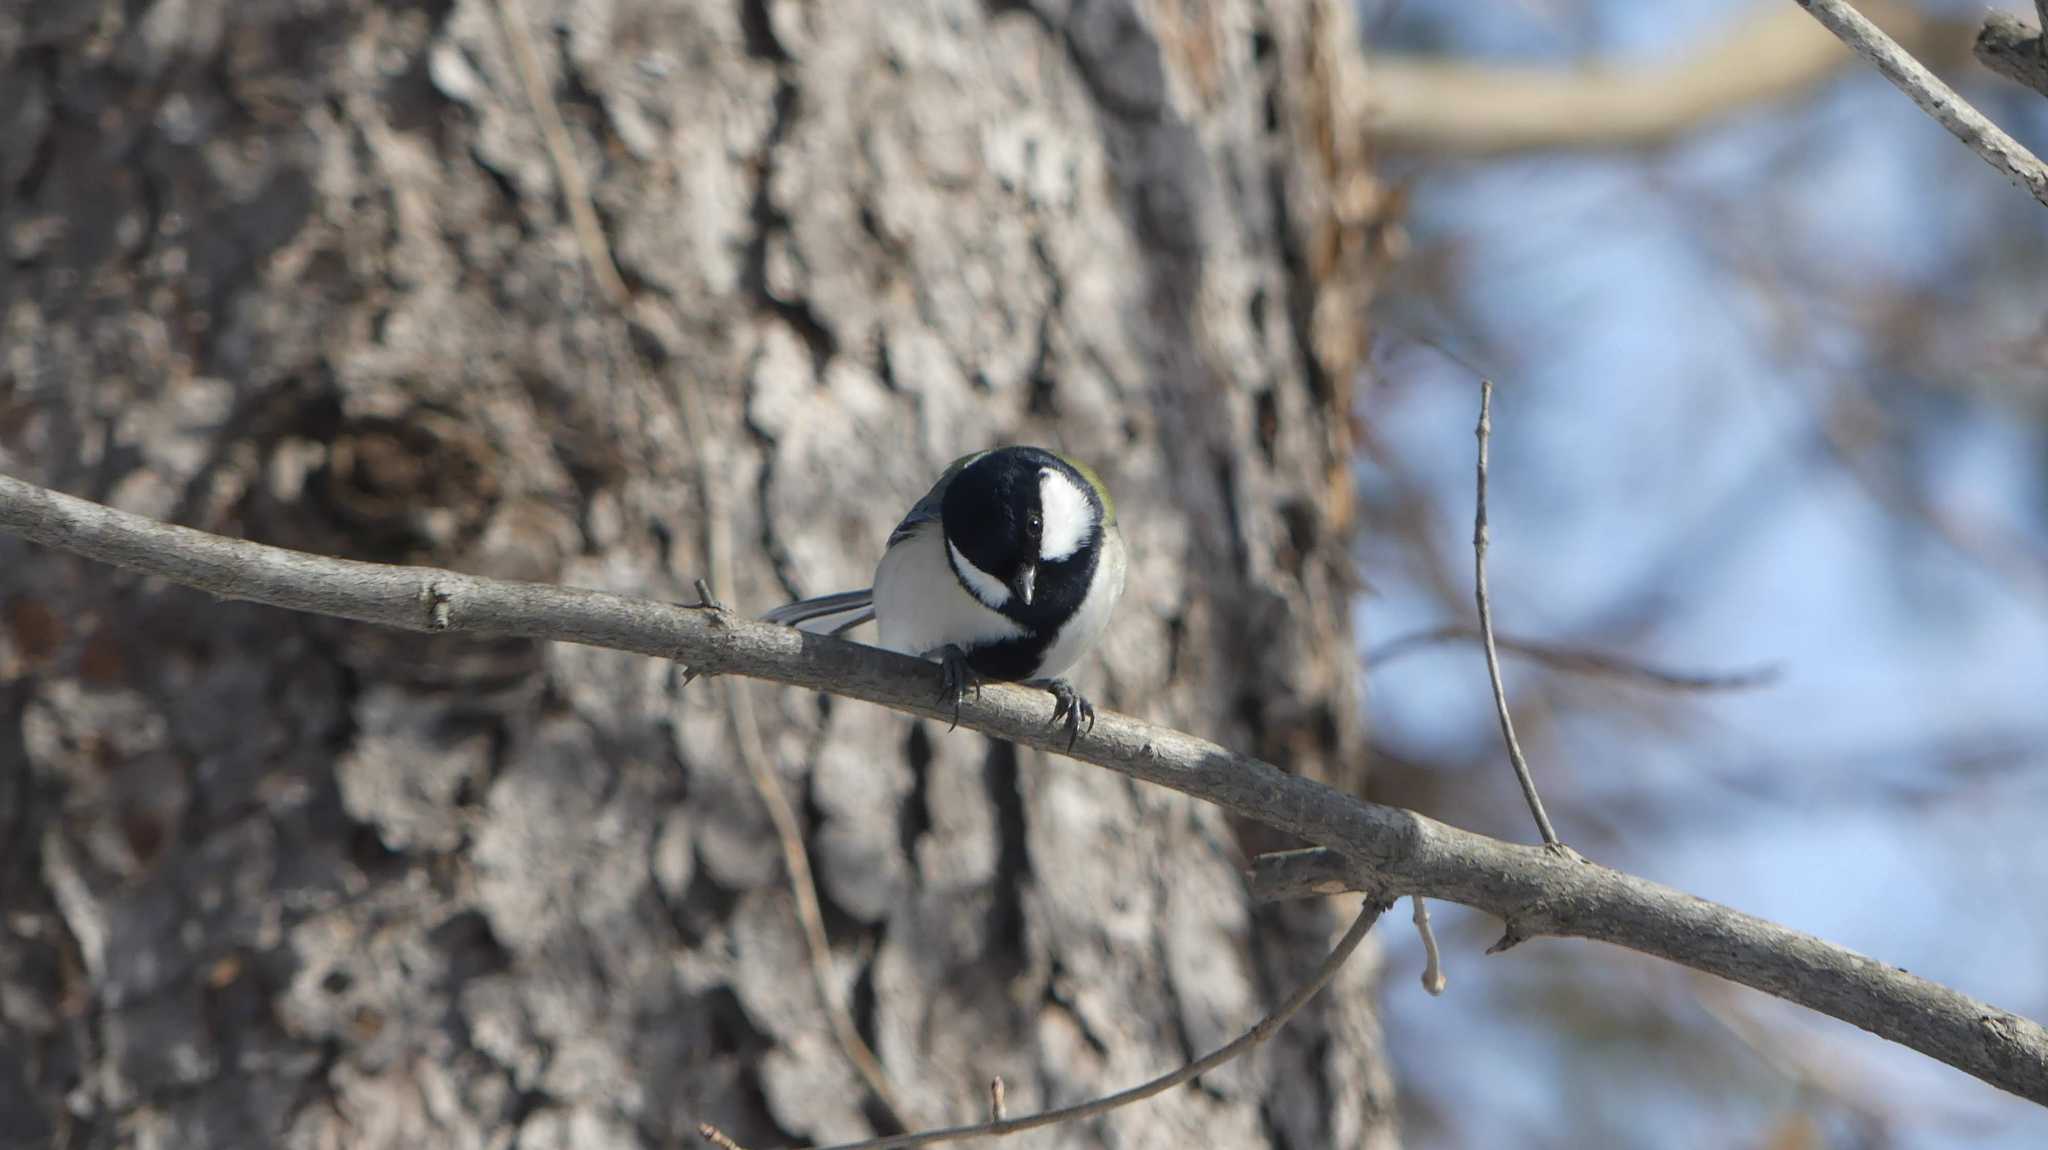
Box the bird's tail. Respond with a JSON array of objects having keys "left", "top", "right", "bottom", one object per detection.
[{"left": 760, "top": 589, "right": 876, "bottom": 636}]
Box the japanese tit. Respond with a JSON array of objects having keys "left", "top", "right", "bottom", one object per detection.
[{"left": 762, "top": 446, "right": 1126, "bottom": 745}]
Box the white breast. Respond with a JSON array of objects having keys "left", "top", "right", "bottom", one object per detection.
[
  {"left": 1029, "top": 527, "right": 1126, "bottom": 680},
  {"left": 872, "top": 521, "right": 1026, "bottom": 659}
]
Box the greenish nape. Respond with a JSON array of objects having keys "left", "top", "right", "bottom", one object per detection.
[{"left": 1056, "top": 452, "right": 1116, "bottom": 526}]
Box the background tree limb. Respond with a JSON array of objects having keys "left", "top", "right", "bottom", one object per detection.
[
  {"left": 3, "top": 471, "right": 2045, "bottom": 1107},
  {"left": 1976, "top": 6, "right": 2048, "bottom": 99},
  {"left": 1364, "top": 1, "right": 1977, "bottom": 155}
]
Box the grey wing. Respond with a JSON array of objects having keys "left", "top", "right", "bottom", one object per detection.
[
  {"left": 770, "top": 454, "right": 980, "bottom": 635},
  {"left": 760, "top": 589, "right": 876, "bottom": 636},
  {"left": 885, "top": 490, "right": 945, "bottom": 550},
  {"left": 886, "top": 450, "right": 984, "bottom": 549}
]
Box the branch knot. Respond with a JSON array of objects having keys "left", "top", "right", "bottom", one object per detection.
[{"left": 422, "top": 580, "right": 454, "bottom": 630}]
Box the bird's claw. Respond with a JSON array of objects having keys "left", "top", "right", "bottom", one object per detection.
[
  {"left": 1037, "top": 679, "right": 1096, "bottom": 751},
  {"left": 936, "top": 646, "right": 983, "bottom": 731}
]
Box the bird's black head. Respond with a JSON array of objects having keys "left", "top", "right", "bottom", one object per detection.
[{"left": 940, "top": 446, "right": 1104, "bottom": 622}]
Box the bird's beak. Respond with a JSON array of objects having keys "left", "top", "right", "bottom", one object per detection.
[{"left": 1011, "top": 563, "right": 1037, "bottom": 607}]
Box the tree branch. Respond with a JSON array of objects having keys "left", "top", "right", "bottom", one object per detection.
[
  {"left": 3, "top": 471, "right": 2046, "bottom": 1107},
  {"left": 1250, "top": 841, "right": 2046, "bottom": 1088},
  {"left": 1794, "top": 0, "right": 2048, "bottom": 208}
]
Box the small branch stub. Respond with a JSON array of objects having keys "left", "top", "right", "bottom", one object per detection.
[
  {"left": 1975, "top": 9, "right": 2048, "bottom": 100},
  {"left": 1412, "top": 897, "right": 1447, "bottom": 996},
  {"left": 1487, "top": 923, "right": 1527, "bottom": 956},
  {"left": 693, "top": 576, "right": 727, "bottom": 615},
  {"left": 423, "top": 580, "right": 453, "bottom": 630}
]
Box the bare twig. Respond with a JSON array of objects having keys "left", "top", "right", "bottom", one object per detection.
[
  {"left": 486, "top": 21, "right": 908, "bottom": 1118},
  {"left": 722, "top": 624, "right": 915, "bottom": 1129},
  {"left": 1977, "top": 8, "right": 2048, "bottom": 100},
  {"left": 987, "top": 1078, "right": 1005, "bottom": 1122},
  {"left": 680, "top": 353, "right": 911, "bottom": 1128},
  {"left": 795, "top": 901, "right": 1385, "bottom": 1150},
  {"left": 1794, "top": 0, "right": 2048, "bottom": 208},
  {"left": 1368, "top": 624, "right": 1781, "bottom": 693},
  {"left": 1411, "top": 897, "right": 1446, "bottom": 996},
  {"left": 3, "top": 473, "right": 2046, "bottom": 1105},
  {"left": 484, "top": 20, "right": 907, "bottom": 1115},
  {"left": 491, "top": 0, "right": 632, "bottom": 305},
  {"left": 1472, "top": 381, "right": 1562, "bottom": 850}
]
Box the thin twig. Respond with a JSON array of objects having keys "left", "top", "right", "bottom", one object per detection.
[
  {"left": 1411, "top": 897, "right": 1446, "bottom": 996},
  {"left": 722, "top": 598, "right": 913, "bottom": 1127},
  {"left": 3, "top": 473, "right": 2046, "bottom": 1105},
  {"left": 988, "top": 1078, "right": 1005, "bottom": 1122},
  {"left": 1472, "top": 381, "right": 1562, "bottom": 849},
  {"left": 1793, "top": 0, "right": 2048, "bottom": 208},
  {"left": 1368, "top": 624, "right": 1780, "bottom": 693},
  {"left": 682, "top": 362, "right": 912, "bottom": 1130},
  {"left": 792, "top": 901, "right": 1386, "bottom": 1150},
  {"left": 492, "top": 0, "right": 632, "bottom": 305},
  {"left": 721, "top": 619, "right": 916, "bottom": 1130},
  {"left": 486, "top": 17, "right": 909, "bottom": 1117}
]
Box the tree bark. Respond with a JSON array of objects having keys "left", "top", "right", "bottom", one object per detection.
[{"left": 0, "top": 1, "right": 1395, "bottom": 1147}]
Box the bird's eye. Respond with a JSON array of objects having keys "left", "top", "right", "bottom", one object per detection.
[{"left": 1026, "top": 512, "right": 1042, "bottom": 536}]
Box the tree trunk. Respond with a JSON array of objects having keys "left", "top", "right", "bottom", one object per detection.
[{"left": 0, "top": 0, "right": 1396, "bottom": 1146}]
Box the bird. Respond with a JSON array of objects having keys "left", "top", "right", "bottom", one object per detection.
[{"left": 761, "top": 446, "right": 1126, "bottom": 747}]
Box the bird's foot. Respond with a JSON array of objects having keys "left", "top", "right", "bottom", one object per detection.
[
  {"left": 1029, "top": 678, "right": 1096, "bottom": 751},
  {"left": 935, "top": 645, "right": 983, "bottom": 731}
]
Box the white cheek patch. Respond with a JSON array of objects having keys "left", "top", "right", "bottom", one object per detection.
[
  {"left": 948, "top": 539, "right": 1012, "bottom": 609},
  {"left": 1038, "top": 469, "right": 1092, "bottom": 562}
]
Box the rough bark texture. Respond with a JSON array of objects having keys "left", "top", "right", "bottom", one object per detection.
[{"left": 0, "top": 1, "right": 1395, "bottom": 1147}]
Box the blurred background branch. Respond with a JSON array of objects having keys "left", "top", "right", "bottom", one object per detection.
[
  {"left": 1364, "top": 1, "right": 1977, "bottom": 155},
  {"left": 1976, "top": 4, "right": 2048, "bottom": 100}
]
